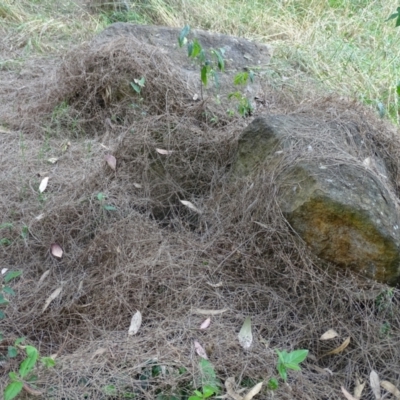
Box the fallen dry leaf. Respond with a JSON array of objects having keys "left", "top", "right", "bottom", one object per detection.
[
  {"left": 39, "top": 177, "right": 49, "bottom": 193},
  {"left": 238, "top": 317, "right": 252, "bottom": 350},
  {"left": 200, "top": 318, "right": 211, "bottom": 330},
  {"left": 50, "top": 243, "right": 63, "bottom": 259},
  {"left": 156, "top": 148, "right": 173, "bottom": 155},
  {"left": 104, "top": 154, "right": 116, "bottom": 171},
  {"left": 225, "top": 377, "right": 243, "bottom": 400},
  {"left": 128, "top": 310, "right": 142, "bottom": 335},
  {"left": 194, "top": 340, "right": 208, "bottom": 359},
  {"left": 320, "top": 329, "right": 339, "bottom": 340},
  {"left": 323, "top": 336, "right": 350, "bottom": 356},
  {"left": 42, "top": 287, "right": 62, "bottom": 312},
  {"left": 38, "top": 270, "right": 50, "bottom": 285},
  {"left": 370, "top": 370, "right": 381, "bottom": 400},
  {"left": 47, "top": 157, "right": 58, "bottom": 164},
  {"left": 341, "top": 386, "right": 358, "bottom": 400},
  {"left": 243, "top": 382, "right": 263, "bottom": 400},
  {"left": 91, "top": 347, "right": 108, "bottom": 359},
  {"left": 354, "top": 377, "right": 365, "bottom": 399},
  {"left": 180, "top": 200, "right": 202, "bottom": 214},
  {"left": 207, "top": 281, "right": 223, "bottom": 288},
  {"left": 1, "top": 268, "right": 8, "bottom": 275},
  {"left": 381, "top": 380, "right": 400, "bottom": 399},
  {"left": 192, "top": 308, "right": 229, "bottom": 315},
  {"left": 133, "top": 182, "right": 142, "bottom": 189}
]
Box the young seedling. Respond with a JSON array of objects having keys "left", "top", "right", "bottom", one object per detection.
[
  {"left": 178, "top": 25, "right": 225, "bottom": 99},
  {"left": 4, "top": 343, "right": 55, "bottom": 400},
  {"left": 276, "top": 349, "right": 308, "bottom": 382}
]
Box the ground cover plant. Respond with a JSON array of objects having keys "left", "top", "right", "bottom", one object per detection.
[{"left": 1, "top": 0, "right": 400, "bottom": 399}]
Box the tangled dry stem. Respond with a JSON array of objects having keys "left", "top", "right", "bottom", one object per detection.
[{"left": 1, "top": 35, "right": 400, "bottom": 400}]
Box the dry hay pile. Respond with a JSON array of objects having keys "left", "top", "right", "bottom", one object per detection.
[{"left": 1, "top": 34, "right": 400, "bottom": 400}]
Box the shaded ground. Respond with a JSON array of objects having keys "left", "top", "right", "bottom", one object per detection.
[{"left": 1, "top": 3, "right": 400, "bottom": 400}]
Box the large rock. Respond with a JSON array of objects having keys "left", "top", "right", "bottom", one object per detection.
[{"left": 233, "top": 115, "right": 400, "bottom": 285}]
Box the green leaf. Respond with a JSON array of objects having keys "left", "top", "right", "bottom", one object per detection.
[
  {"left": 4, "top": 270, "right": 22, "bottom": 283},
  {"left": 284, "top": 349, "right": 308, "bottom": 365},
  {"left": 14, "top": 337, "right": 25, "bottom": 346},
  {"left": 249, "top": 70, "right": 255, "bottom": 83},
  {"left": 178, "top": 25, "right": 190, "bottom": 47},
  {"left": 0, "top": 223, "right": 13, "bottom": 230},
  {"left": 191, "top": 39, "right": 202, "bottom": 58},
  {"left": 41, "top": 356, "right": 56, "bottom": 368},
  {"left": 3, "top": 286, "right": 15, "bottom": 296},
  {"left": 8, "top": 346, "right": 18, "bottom": 358},
  {"left": 0, "top": 331, "right": 3, "bottom": 340},
  {"left": 4, "top": 380, "right": 23, "bottom": 400},
  {"left": 19, "top": 345, "right": 39, "bottom": 378},
  {"left": 277, "top": 362, "right": 287, "bottom": 381},
  {"left": 188, "top": 396, "right": 202, "bottom": 400},
  {"left": 267, "top": 378, "right": 279, "bottom": 390},
  {"left": 187, "top": 41, "right": 194, "bottom": 57},
  {"left": 276, "top": 349, "right": 287, "bottom": 364},
  {"left": 9, "top": 372, "right": 19, "bottom": 380},
  {"left": 228, "top": 91, "right": 241, "bottom": 100},
  {"left": 21, "top": 226, "right": 29, "bottom": 239},
  {"left": 233, "top": 72, "right": 249, "bottom": 85},
  {"left": 0, "top": 294, "right": 9, "bottom": 305},
  {"left": 284, "top": 363, "right": 302, "bottom": 371},
  {"left": 199, "top": 358, "right": 220, "bottom": 393},
  {"left": 202, "top": 385, "right": 216, "bottom": 398},
  {"left": 0, "top": 310, "right": 5, "bottom": 319},
  {"left": 211, "top": 70, "right": 219, "bottom": 89},
  {"left": 198, "top": 49, "right": 206, "bottom": 64},
  {"left": 211, "top": 49, "right": 224, "bottom": 71},
  {"left": 201, "top": 65, "right": 208, "bottom": 86},
  {"left": 130, "top": 82, "right": 141, "bottom": 94},
  {"left": 103, "top": 205, "right": 117, "bottom": 211},
  {"left": 0, "top": 238, "right": 11, "bottom": 246},
  {"left": 97, "top": 192, "right": 105, "bottom": 202}
]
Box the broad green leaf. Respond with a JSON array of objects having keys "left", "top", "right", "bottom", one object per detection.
[
  {"left": 4, "top": 380, "right": 23, "bottom": 400},
  {"left": 4, "top": 270, "right": 22, "bottom": 283},
  {"left": 198, "top": 49, "right": 206, "bottom": 64},
  {"left": 199, "top": 358, "right": 220, "bottom": 393},
  {"left": 97, "top": 193, "right": 105, "bottom": 202},
  {"left": 202, "top": 385, "right": 216, "bottom": 397},
  {"left": 178, "top": 25, "right": 190, "bottom": 47},
  {"left": 3, "top": 286, "right": 15, "bottom": 296},
  {"left": 0, "top": 293, "right": 9, "bottom": 305},
  {"left": 277, "top": 362, "right": 287, "bottom": 381},
  {"left": 285, "top": 349, "right": 308, "bottom": 365},
  {"left": 284, "top": 363, "right": 302, "bottom": 371},
  {"left": 41, "top": 356, "right": 56, "bottom": 368},
  {"left": 14, "top": 337, "right": 25, "bottom": 346},
  {"left": 234, "top": 72, "right": 249, "bottom": 85},
  {"left": 130, "top": 82, "right": 141, "bottom": 94},
  {"left": 191, "top": 39, "right": 202, "bottom": 58},
  {"left": 267, "top": 378, "right": 279, "bottom": 390},
  {"left": 276, "top": 349, "right": 287, "bottom": 364},
  {"left": 8, "top": 346, "right": 18, "bottom": 358},
  {"left": 228, "top": 91, "right": 241, "bottom": 100},
  {"left": 19, "top": 345, "right": 39, "bottom": 378},
  {"left": 211, "top": 49, "right": 225, "bottom": 71},
  {"left": 188, "top": 396, "right": 202, "bottom": 400},
  {"left": 9, "top": 372, "right": 19, "bottom": 380},
  {"left": 201, "top": 65, "right": 208, "bottom": 86},
  {"left": 187, "top": 41, "right": 194, "bottom": 57}
]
